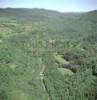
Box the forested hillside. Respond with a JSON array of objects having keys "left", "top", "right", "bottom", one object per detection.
[{"left": 0, "top": 8, "right": 97, "bottom": 100}]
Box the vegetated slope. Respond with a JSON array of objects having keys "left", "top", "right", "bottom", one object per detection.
[{"left": 0, "top": 8, "right": 97, "bottom": 100}]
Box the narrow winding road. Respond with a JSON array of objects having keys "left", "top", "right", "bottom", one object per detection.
[
  {"left": 39, "top": 58, "right": 50, "bottom": 100},
  {"left": 40, "top": 61, "right": 46, "bottom": 90}
]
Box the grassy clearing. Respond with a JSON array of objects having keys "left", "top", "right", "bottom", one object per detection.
[
  {"left": 54, "top": 53, "right": 69, "bottom": 65},
  {"left": 57, "top": 68, "right": 74, "bottom": 76}
]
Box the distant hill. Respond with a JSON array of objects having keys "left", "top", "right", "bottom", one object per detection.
[{"left": 0, "top": 8, "right": 96, "bottom": 39}]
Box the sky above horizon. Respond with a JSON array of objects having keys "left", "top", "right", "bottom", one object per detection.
[{"left": 0, "top": 0, "right": 97, "bottom": 12}]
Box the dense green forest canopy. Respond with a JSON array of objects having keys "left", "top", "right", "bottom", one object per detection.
[{"left": 0, "top": 8, "right": 97, "bottom": 100}]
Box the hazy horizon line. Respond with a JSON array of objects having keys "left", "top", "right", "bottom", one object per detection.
[{"left": 0, "top": 7, "right": 97, "bottom": 13}]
